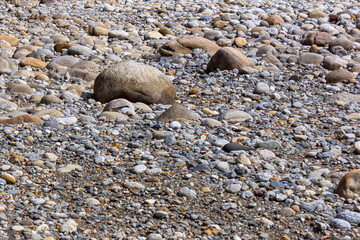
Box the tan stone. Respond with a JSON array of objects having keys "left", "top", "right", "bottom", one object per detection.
[
  {"left": 157, "top": 104, "right": 201, "bottom": 123},
  {"left": 309, "top": 9, "right": 326, "bottom": 18},
  {"left": 34, "top": 109, "right": 64, "bottom": 118},
  {"left": 158, "top": 35, "right": 220, "bottom": 56},
  {"left": 234, "top": 37, "right": 247, "bottom": 47},
  {"left": 9, "top": 84, "right": 34, "bottom": 94},
  {"left": 67, "top": 85, "right": 85, "bottom": 95},
  {"left": 266, "top": 15, "right": 284, "bottom": 25},
  {"left": 99, "top": 111, "right": 128, "bottom": 120},
  {"left": 0, "top": 114, "right": 43, "bottom": 125},
  {"left": 94, "top": 60, "right": 176, "bottom": 104},
  {"left": 20, "top": 57, "right": 47, "bottom": 68},
  {"left": 0, "top": 173, "right": 16, "bottom": 184},
  {"left": 206, "top": 47, "right": 255, "bottom": 73},
  {"left": 0, "top": 35, "right": 19, "bottom": 46},
  {"left": 326, "top": 69, "right": 356, "bottom": 83},
  {"left": 335, "top": 169, "right": 360, "bottom": 199},
  {"left": 40, "top": 95, "right": 62, "bottom": 104}
]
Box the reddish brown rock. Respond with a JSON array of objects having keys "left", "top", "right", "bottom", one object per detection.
[
  {"left": 206, "top": 47, "right": 255, "bottom": 73},
  {"left": 304, "top": 32, "right": 333, "bottom": 46},
  {"left": 329, "top": 14, "right": 339, "bottom": 22},
  {"left": 0, "top": 114, "right": 44, "bottom": 125}
]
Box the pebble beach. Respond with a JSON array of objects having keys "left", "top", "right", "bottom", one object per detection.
[{"left": 1, "top": 0, "right": 360, "bottom": 239}]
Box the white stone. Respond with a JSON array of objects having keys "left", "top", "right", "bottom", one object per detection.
[{"left": 60, "top": 219, "right": 77, "bottom": 233}]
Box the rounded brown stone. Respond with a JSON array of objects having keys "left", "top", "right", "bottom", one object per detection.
[
  {"left": 0, "top": 35, "right": 19, "bottom": 46},
  {"left": 0, "top": 173, "right": 16, "bottom": 184},
  {"left": 20, "top": 57, "right": 47, "bottom": 68}
]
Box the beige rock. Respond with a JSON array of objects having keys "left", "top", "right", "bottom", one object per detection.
[
  {"left": 266, "top": 15, "right": 284, "bottom": 25},
  {"left": 20, "top": 57, "right": 47, "bottom": 68},
  {"left": 335, "top": 169, "right": 360, "bottom": 199},
  {"left": 99, "top": 111, "right": 128, "bottom": 120},
  {"left": 34, "top": 109, "right": 64, "bottom": 118},
  {"left": 158, "top": 35, "right": 220, "bottom": 56},
  {"left": 145, "top": 31, "right": 163, "bottom": 39},
  {"left": 9, "top": 84, "right": 34, "bottom": 94},
  {"left": 207, "top": 47, "right": 254, "bottom": 73},
  {"left": 35, "top": 74, "right": 49, "bottom": 81},
  {"left": 309, "top": 9, "right": 326, "bottom": 18},
  {"left": 0, "top": 114, "right": 44, "bottom": 125},
  {"left": 12, "top": 225, "right": 24, "bottom": 232},
  {"left": 57, "top": 164, "right": 82, "bottom": 173},
  {"left": 157, "top": 104, "right": 201, "bottom": 123},
  {"left": 89, "top": 26, "right": 110, "bottom": 36},
  {"left": 234, "top": 37, "right": 247, "bottom": 47},
  {"left": 220, "top": 109, "right": 252, "bottom": 123},
  {"left": 51, "top": 34, "right": 70, "bottom": 43},
  {"left": 40, "top": 95, "right": 62, "bottom": 104},
  {"left": 201, "top": 118, "right": 222, "bottom": 128},
  {"left": 94, "top": 60, "right": 176, "bottom": 104},
  {"left": 0, "top": 173, "right": 16, "bottom": 184},
  {"left": 66, "top": 85, "right": 85, "bottom": 96},
  {"left": 159, "top": 27, "right": 174, "bottom": 36},
  {"left": 13, "top": 70, "right": 36, "bottom": 78},
  {"left": 0, "top": 35, "right": 19, "bottom": 46},
  {"left": 326, "top": 69, "right": 356, "bottom": 83},
  {"left": 104, "top": 98, "right": 134, "bottom": 112}
]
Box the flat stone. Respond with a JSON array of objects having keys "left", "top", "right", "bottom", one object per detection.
[
  {"left": 57, "top": 164, "right": 82, "bottom": 173},
  {"left": 20, "top": 57, "right": 47, "bottom": 68},
  {"left": 0, "top": 173, "right": 15, "bottom": 184},
  {"left": 337, "top": 211, "right": 360, "bottom": 225},
  {"left": 60, "top": 219, "right": 77, "bottom": 233},
  {"left": 326, "top": 69, "right": 356, "bottom": 83},
  {"left": 178, "top": 187, "right": 196, "bottom": 198},
  {"left": 0, "top": 35, "right": 19, "bottom": 46},
  {"left": 256, "top": 140, "right": 281, "bottom": 149},
  {"left": 9, "top": 84, "right": 34, "bottom": 94},
  {"left": 158, "top": 35, "right": 220, "bottom": 56},
  {"left": 123, "top": 180, "right": 145, "bottom": 190},
  {"left": 330, "top": 219, "right": 351, "bottom": 230},
  {"left": 222, "top": 143, "right": 255, "bottom": 152},
  {"left": 99, "top": 111, "right": 128, "bottom": 121},
  {"left": 0, "top": 114, "right": 43, "bottom": 125},
  {"left": 157, "top": 105, "right": 200, "bottom": 123},
  {"left": 220, "top": 110, "right": 252, "bottom": 123},
  {"left": 298, "top": 53, "right": 324, "bottom": 65}
]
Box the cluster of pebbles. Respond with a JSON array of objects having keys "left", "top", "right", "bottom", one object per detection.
[{"left": 1, "top": 0, "right": 360, "bottom": 239}]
